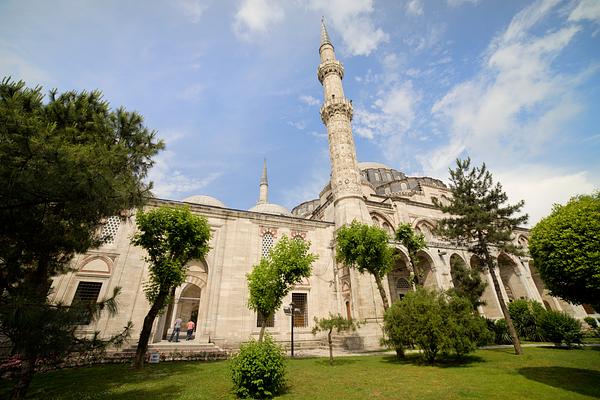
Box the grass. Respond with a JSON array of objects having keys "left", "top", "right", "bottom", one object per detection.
[{"left": 1, "top": 347, "right": 599, "bottom": 399}]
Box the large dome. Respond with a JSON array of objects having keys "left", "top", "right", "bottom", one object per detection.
[
  {"left": 182, "top": 195, "right": 226, "bottom": 208},
  {"left": 249, "top": 202, "right": 292, "bottom": 217}
]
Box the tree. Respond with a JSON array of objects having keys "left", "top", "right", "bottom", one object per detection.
[
  {"left": 131, "top": 206, "right": 211, "bottom": 369},
  {"left": 312, "top": 314, "right": 359, "bottom": 365},
  {"left": 336, "top": 221, "right": 394, "bottom": 311},
  {"left": 529, "top": 193, "right": 600, "bottom": 311},
  {"left": 448, "top": 258, "right": 487, "bottom": 310},
  {"left": 436, "top": 158, "right": 528, "bottom": 355},
  {"left": 0, "top": 79, "right": 163, "bottom": 399},
  {"left": 247, "top": 235, "right": 317, "bottom": 341},
  {"left": 395, "top": 223, "right": 427, "bottom": 288}
]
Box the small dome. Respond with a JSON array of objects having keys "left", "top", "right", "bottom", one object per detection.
[
  {"left": 249, "top": 202, "right": 292, "bottom": 217},
  {"left": 358, "top": 161, "right": 393, "bottom": 170},
  {"left": 182, "top": 195, "right": 226, "bottom": 208}
]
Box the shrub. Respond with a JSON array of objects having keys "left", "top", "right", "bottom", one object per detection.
[
  {"left": 584, "top": 317, "right": 600, "bottom": 337},
  {"left": 491, "top": 319, "right": 513, "bottom": 345},
  {"left": 539, "top": 311, "right": 583, "bottom": 348},
  {"left": 383, "top": 288, "right": 491, "bottom": 362},
  {"left": 508, "top": 299, "right": 547, "bottom": 341},
  {"left": 230, "top": 336, "right": 286, "bottom": 398}
]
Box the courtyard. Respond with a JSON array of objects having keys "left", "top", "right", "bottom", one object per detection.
[{"left": 1, "top": 347, "right": 598, "bottom": 399}]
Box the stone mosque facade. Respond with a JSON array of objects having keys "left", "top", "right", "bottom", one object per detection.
[{"left": 50, "top": 21, "right": 589, "bottom": 350}]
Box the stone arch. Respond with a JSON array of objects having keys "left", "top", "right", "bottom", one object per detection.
[
  {"left": 497, "top": 253, "right": 528, "bottom": 301},
  {"left": 528, "top": 260, "right": 558, "bottom": 310},
  {"left": 370, "top": 212, "right": 394, "bottom": 234},
  {"left": 412, "top": 218, "right": 436, "bottom": 240},
  {"left": 471, "top": 255, "right": 502, "bottom": 319},
  {"left": 415, "top": 250, "right": 437, "bottom": 289},
  {"left": 388, "top": 250, "right": 411, "bottom": 302},
  {"left": 516, "top": 234, "right": 529, "bottom": 248},
  {"left": 78, "top": 255, "right": 113, "bottom": 275}
]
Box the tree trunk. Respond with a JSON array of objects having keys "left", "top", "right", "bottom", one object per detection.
[
  {"left": 407, "top": 257, "right": 417, "bottom": 291},
  {"left": 133, "top": 290, "right": 167, "bottom": 369},
  {"left": 485, "top": 252, "right": 523, "bottom": 355},
  {"left": 328, "top": 328, "right": 333, "bottom": 365},
  {"left": 258, "top": 313, "right": 268, "bottom": 342},
  {"left": 10, "top": 356, "right": 35, "bottom": 400},
  {"left": 374, "top": 275, "right": 390, "bottom": 311}
]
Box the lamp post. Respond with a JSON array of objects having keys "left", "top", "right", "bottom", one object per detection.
[{"left": 283, "top": 302, "right": 300, "bottom": 357}]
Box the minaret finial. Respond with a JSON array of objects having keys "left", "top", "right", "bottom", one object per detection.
[
  {"left": 258, "top": 158, "right": 268, "bottom": 204},
  {"left": 320, "top": 16, "right": 332, "bottom": 49}
]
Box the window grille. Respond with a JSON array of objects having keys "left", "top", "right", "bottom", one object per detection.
[
  {"left": 396, "top": 278, "right": 410, "bottom": 300},
  {"left": 262, "top": 232, "right": 274, "bottom": 258},
  {"left": 100, "top": 216, "right": 121, "bottom": 245},
  {"left": 72, "top": 281, "right": 102, "bottom": 325},
  {"left": 257, "top": 312, "right": 275, "bottom": 328},
  {"left": 292, "top": 293, "right": 308, "bottom": 328}
]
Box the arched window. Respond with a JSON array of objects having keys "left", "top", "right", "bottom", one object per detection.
[
  {"left": 382, "top": 222, "right": 393, "bottom": 235},
  {"left": 396, "top": 278, "right": 411, "bottom": 300},
  {"left": 262, "top": 232, "right": 274, "bottom": 258},
  {"left": 372, "top": 216, "right": 380, "bottom": 227}
]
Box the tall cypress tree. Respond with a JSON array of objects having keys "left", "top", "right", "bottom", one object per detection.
[{"left": 436, "top": 158, "right": 527, "bottom": 355}]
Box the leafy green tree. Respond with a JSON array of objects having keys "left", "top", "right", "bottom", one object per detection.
[
  {"left": 247, "top": 235, "right": 317, "bottom": 341},
  {"left": 131, "top": 206, "right": 211, "bottom": 369},
  {"left": 336, "top": 221, "right": 394, "bottom": 310},
  {"left": 436, "top": 158, "right": 527, "bottom": 355},
  {"left": 529, "top": 193, "right": 600, "bottom": 311},
  {"left": 312, "top": 314, "right": 360, "bottom": 365},
  {"left": 508, "top": 299, "right": 546, "bottom": 341},
  {"left": 395, "top": 223, "right": 426, "bottom": 288},
  {"left": 448, "top": 258, "right": 487, "bottom": 310},
  {"left": 446, "top": 294, "right": 493, "bottom": 357},
  {"left": 0, "top": 79, "right": 163, "bottom": 399}
]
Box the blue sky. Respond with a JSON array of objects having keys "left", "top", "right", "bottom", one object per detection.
[{"left": 1, "top": 0, "right": 599, "bottom": 225}]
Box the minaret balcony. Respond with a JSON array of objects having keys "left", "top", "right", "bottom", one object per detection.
[
  {"left": 320, "top": 97, "right": 353, "bottom": 124},
  {"left": 317, "top": 60, "right": 344, "bottom": 83}
]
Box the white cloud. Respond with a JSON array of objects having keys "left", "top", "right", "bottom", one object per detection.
[
  {"left": 178, "top": 0, "right": 207, "bottom": 23},
  {"left": 355, "top": 82, "right": 419, "bottom": 139},
  {"left": 496, "top": 165, "right": 597, "bottom": 226},
  {"left": 149, "top": 151, "right": 222, "bottom": 199},
  {"left": 299, "top": 95, "right": 320, "bottom": 106},
  {"left": 426, "top": 0, "right": 585, "bottom": 175},
  {"left": 307, "top": 0, "right": 388, "bottom": 56},
  {"left": 569, "top": 0, "right": 600, "bottom": 24},
  {"left": 447, "top": 0, "right": 479, "bottom": 6},
  {"left": 233, "top": 0, "right": 284, "bottom": 41},
  {"left": 406, "top": 0, "right": 424, "bottom": 16}
]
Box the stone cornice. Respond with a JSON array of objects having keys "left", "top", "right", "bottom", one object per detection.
[
  {"left": 320, "top": 98, "right": 353, "bottom": 124},
  {"left": 148, "top": 198, "right": 334, "bottom": 229},
  {"left": 317, "top": 60, "right": 344, "bottom": 83}
]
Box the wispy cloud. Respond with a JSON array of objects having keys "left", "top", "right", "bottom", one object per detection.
[
  {"left": 307, "top": 0, "right": 388, "bottom": 56},
  {"left": 447, "top": 0, "right": 480, "bottom": 7},
  {"left": 406, "top": 0, "right": 424, "bottom": 16},
  {"left": 424, "top": 0, "right": 586, "bottom": 174},
  {"left": 299, "top": 95, "right": 320, "bottom": 106},
  {"left": 233, "top": 0, "right": 284, "bottom": 41},
  {"left": 149, "top": 151, "right": 222, "bottom": 199},
  {"left": 177, "top": 0, "right": 207, "bottom": 23},
  {"left": 569, "top": 0, "right": 600, "bottom": 24},
  {"left": 0, "top": 43, "right": 54, "bottom": 87}
]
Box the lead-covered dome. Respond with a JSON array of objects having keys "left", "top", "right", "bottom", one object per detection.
[
  {"left": 182, "top": 195, "right": 226, "bottom": 208},
  {"left": 249, "top": 202, "right": 292, "bottom": 217}
]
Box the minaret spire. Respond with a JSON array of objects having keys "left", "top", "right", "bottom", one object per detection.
[
  {"left": 320, "top": 17, "right": 332, "bottom": 49},
  {"left": 258, "top": 158, "right": 268, "bottom": 204},
  {"left": 317, "top": 19, "right": 370, "bottom": 227}
]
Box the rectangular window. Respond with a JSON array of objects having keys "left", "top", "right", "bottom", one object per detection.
[
  {"left": 257, "top": 312, "right": 275, "bottom": 328},
  {"left": 292, "top": 293, "right": 308, "bottom": 328},
  {"left": 72, "top": 281, "right": 102, "bottom": 324}
]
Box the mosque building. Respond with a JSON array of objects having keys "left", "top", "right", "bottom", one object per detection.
[{"left": 49, "top": 21, "right": 589, "bottom": 350}]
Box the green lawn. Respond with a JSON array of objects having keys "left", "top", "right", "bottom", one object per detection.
[{"left": 1, "top": 347, "right": 599, "bottom": 399}]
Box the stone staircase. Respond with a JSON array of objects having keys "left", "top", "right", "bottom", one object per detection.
[{"left": 109, "top": 339, "right": 229, "bottom": 362}]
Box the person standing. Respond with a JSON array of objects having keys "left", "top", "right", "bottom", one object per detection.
[
  {"left": 168, "top": 317, "right": 182, "bottom": 342},
  {"left": 186, "top": 319, "right": 195, "bottom": 341}
]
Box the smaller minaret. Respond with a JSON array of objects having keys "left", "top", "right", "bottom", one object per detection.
[{"left": 257, "top": 158, "right": 268, "bottom": 204}]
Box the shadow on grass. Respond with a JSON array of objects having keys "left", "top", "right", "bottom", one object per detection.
[
  {"left": 518, "top": 367, "right": 600, "bottom": 398},
  {"left": 381, "top": 353, "right": 485, "bottom": 368}
]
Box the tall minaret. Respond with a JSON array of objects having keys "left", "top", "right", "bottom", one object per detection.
[
  {"left": 318, "top": 18, "right": 370, "bottom": 227},
  {"left": 257, "top": 158, "right": 268, "bottom": 204}
]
